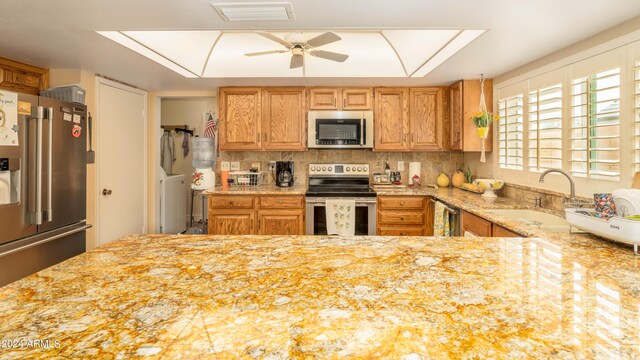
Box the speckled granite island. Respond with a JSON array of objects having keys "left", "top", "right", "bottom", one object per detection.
[{"left": 1, "top": 234, "right": 639, "bottom": 358}]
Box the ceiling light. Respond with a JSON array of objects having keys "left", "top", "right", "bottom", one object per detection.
[
  {"left": 97, "top": 31, "right": 199, "bottom": 78},
  {"left": 211, "top": 2, "right": 295, "bottom": 22},
  {"left": 411, "top": 29, "right": 486, "bottom": 77}
]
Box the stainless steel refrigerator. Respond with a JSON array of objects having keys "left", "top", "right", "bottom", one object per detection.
[{"left": 0, "top": 91, "right": 90, "bottom": 287}]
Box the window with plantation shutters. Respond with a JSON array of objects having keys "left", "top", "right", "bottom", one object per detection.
[
  {"left": 528, "top": 84, "right": 562, "bottom": 172},
  {"left": 570, "top": 68, "right": 621, "bottom": 181},
  {"left": 634, "top": 60, "right": 640, "bottom": 173},
  {"left": 498, "top": 95, "right": 524, "bottom": 170}
]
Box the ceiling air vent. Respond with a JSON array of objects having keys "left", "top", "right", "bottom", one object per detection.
[{"left": 211, "top": 2, "right": 295, "bottom": 22}]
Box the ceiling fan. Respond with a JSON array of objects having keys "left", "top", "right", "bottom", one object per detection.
[{"left": 245, "top": 32, "right": 349, "bottom": 69}]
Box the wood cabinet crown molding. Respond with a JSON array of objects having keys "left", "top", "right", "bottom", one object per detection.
[{"left": 0, "top": 57, "right": 49, "bottom": 95}]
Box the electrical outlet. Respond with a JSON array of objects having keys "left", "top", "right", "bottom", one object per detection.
[
  {"left": 220, "top": 161, "right": 230, "bottom": 171},
  {"left": 268, "top": 161, "right": 276, "bottom": 171},
  {"left": 397, "top": 161, "right": 404, "bottom": 171},
  {"left": 251, "top": 162, "right": 261, "bottom": 171},
  {"left": 231, "top": 162, "right": 240, "bottom": 171}
]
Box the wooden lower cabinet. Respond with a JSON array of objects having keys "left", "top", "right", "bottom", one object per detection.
[
  {"left": 208, "top": 210, "right": 255, "bottom": 235},
  {"left": 461, "top": 210, "right": 492, "bottom": 237},
  {"left": 257, "top": 210, "right": 304, "bottom": 235},
  {"left": 492, "top": 224, "right": 522, "bottom": 237},
  {"left": 376, "top": 195, "right": 429, "bottom": 235},
  {"left": 208, "top": 194, "right": 304, "bottom": 235}
]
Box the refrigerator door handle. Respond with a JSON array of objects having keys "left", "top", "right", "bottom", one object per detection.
[
  {"left": 0, "top": 224, "right": 91, "bottom": 258},
  {"left": 34, "top": 106, "right": 43, "bottom": 225},
  {"left": 47, "top": 107, "right": 53, "bottom": 222}
]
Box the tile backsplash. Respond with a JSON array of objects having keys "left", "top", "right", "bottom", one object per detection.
[{"left": 216, "top": 150, "right": 465, "bottom": 186}]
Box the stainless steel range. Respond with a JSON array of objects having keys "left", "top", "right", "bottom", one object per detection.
[{"left": 305, "top": 163, "right": 376, "bottom": 235}]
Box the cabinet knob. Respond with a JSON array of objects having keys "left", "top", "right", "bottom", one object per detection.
[
  {"left": 400, "top": 217, "right": 404, "bottom": 220},
  {"left": 399, "top": 202, "right": 404, "bottom": 206},
  {"left": 278, "top": 200, "right": 282, "bottom": 204}
]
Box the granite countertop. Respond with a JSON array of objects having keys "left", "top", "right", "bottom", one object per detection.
[
  {"left": 1, "top": 234, "right": 640, "bottom": 358},
  {"left": 203, "top": 184, "right": 307, "bottom": 195}
]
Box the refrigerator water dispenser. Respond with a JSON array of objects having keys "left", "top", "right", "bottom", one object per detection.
[{"left": 0, "top": 158, "right": 19, "bottom": 205}]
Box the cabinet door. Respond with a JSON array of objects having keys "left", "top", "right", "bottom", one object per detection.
[
  {"left": 492, "top": 224, "right": 522, "bottom": 238},
  {"left": 220, "top": 88, "right": 262, "bottom": 150},
  {"left": 257, "top": 210, "right": 304, "bottom": 235},
  {"left": 450, "top": 81, "right": 463, "bottom": 151},
  {"left": 410, "top": 88, "right": 444, "bottom": 150},
  {"left": 342, "top": 88, "right": 372, "bottom": 110},
  {"left": 309, "top": 88, "right": 339, "bottom": 110},
  {"left": 263, "top": 88, "right": 306, "bottom": 151},
  {"left": 208, "top": 210, "right": 255, "bottom": 235},
  {"left": 461, "top": 210, "right": 492, "bottom": 237},
  {"left": 461, "top": 79, "right": 493, "bottom": 152},
  {"left": 374, "top": 88, "right": 409, "bottom": 151}
]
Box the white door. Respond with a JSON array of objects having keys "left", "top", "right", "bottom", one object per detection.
[{"left": 96, "top": 78, "right": 147, "bottom": 245}]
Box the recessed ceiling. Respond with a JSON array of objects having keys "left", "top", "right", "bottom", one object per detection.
[
  {"left": 0, "top": 0, "right": 639, "bottom": 90},
  {"left": 97, "top": 29, "right": 485, "bottom": 78}
]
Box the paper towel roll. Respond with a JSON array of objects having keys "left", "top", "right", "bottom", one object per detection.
[{"left": 409, "top": 162, "right": 421, "bottom": 181}]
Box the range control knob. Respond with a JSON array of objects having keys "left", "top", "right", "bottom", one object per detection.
[
  {"left": 322, "top": 167, "right": 326, "bottom": 171},
  {"left": 311, "top": 166, "right": 316, "bottom": 171},
  {"left": 328, "top": 167, "right": 333, "bottom": 171},
  {"left": 363, "top": 166, "right": 368, "bottom": 172},
  {"left": 346, "top": 167, "right": 350, "bottom": 171},
  {"left": 357, "top": 167, "right": 362, "bottom": 172}
]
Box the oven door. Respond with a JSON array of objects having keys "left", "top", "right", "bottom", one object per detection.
[{"left": 305, "top": 197, "right": 376, "bottom": 235}]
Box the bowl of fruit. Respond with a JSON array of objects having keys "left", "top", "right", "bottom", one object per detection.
[{"left": 472, "top": 179, "right": 504, "bottom": 198}]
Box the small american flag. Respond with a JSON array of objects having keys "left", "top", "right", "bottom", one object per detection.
[
  {"left": 203, "top": 113, "right": 220, "bottom": 157},
  {"left": 203, "top": 113, "right": 218, "bottom": 138}
]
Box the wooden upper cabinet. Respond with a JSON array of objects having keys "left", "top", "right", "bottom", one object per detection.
[
  {"left": 308, "top": 87, "right": 372, "bottom": 110},
  {"left": 0, "top": 57, "right": 48, "bottom": 95},
  {"left": 309, "top": 88, "right": 339, "bottom": 110},
  {"left": 220, "top": 87, "right": 262, "bottom": 150},
  {"left": 374, "top": 88, "right": 409, "bottom": 151},
  {"left": 449, "top": 79, "right": 493, "bottom": 152},
  {"left": 342, "top": 88, "right": 372, "bottom": 110},
  {"left": 450, "top": 81, "right": 463, "bottom": 150},
  {"left": 263, "top": 87, "right": 306, "bottom": 151},
  {"left": 410, "top": 87, "right": 444, "bottom": 151}
]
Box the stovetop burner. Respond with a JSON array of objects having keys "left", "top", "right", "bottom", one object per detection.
[{"left": 306, "top": 163, "right": 375, "bottom": 198}]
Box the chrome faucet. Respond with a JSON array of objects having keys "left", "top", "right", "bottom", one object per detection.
[{"left": 539, "top": 168, "right": 576, "bottom": 201}]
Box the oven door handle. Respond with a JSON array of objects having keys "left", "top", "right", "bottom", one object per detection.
[{"left": 306, "top": 200, "right": 376, "bottom": 205}]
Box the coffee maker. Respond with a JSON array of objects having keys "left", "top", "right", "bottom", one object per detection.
[{"left": 275, "top": 161, "right": 294, "bottom": 187}]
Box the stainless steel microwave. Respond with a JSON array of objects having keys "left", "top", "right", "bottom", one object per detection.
[{"left": 308, "top": 110, "right": 374, "bottom": 149}]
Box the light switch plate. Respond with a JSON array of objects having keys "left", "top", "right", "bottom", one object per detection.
[
  {"left": 397, "top": 161, "right": 404, "bottom": 171},
  {"left": 220, "top": 161, "right": 230, "bottom": 171},
  {"left": 231, "top": 162, "right": 240, "bottom": 171}
]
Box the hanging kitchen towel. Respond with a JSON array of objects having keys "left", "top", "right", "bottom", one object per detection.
[
  {"left": 325, "top": 199, "right": 356, "bottom": 236},
  {"left": 182, "top": 131, "right": 190, "bottom": 157},
  {"left": 160, "top": 130, "right": 175, "bottom": 175},
  {"left": 433, "top": 201, "right": 450, "bottom": 236}
]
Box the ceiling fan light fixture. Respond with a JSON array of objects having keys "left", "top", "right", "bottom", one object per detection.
[{"left": 211, "top": 2, "right": 295, "bottom": 22}]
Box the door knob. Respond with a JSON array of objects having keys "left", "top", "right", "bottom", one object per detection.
[{"left": 102, "top": 189, "right": 112, "bottom": 196}]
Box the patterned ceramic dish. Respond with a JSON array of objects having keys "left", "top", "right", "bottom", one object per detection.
[{"left": 473, "top": 179, "right": 505, "bottom": 198}]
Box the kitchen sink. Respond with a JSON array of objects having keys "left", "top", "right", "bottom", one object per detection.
[{"left": 486, "top": 209, "right": 571, "bottom": 233}]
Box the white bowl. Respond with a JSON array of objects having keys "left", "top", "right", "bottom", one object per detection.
[{"left": 473, "top": 179, "right": 504, "bottom": 198}]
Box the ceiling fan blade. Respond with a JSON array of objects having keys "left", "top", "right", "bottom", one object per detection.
[
  {"left": 306, "top": 32, "right": 341, "bottom": 48},
  {"left": 244, "top": 50, "right": 288, "bottom": 57},
  {"left": 290, "top": 54, "right": 303, "bottom": 69},
  {"left": 309, "top": 50, "right": 349, "bottom": 63},
  {"left": 257, "top": 32, "right": 291, "bottom": 48}
]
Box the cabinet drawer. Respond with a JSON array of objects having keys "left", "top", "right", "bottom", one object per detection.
[
  {"left": 259, "top": 195, "right": 304, "bottom": 209},
  {"left": 209, "top": 195, "right": 254, "bottom": 209},
  {"left": 461, "top": 210, "right": 492, "bottom": 237},
  {"left": 378, "top": 196, "right": 424, "bottom": 209},
  {"left": 377, "top": 226, "right": 424, "bottom": 236},
  {"left": 378, "top": 210, "right": 424, "bottom": 225}
]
